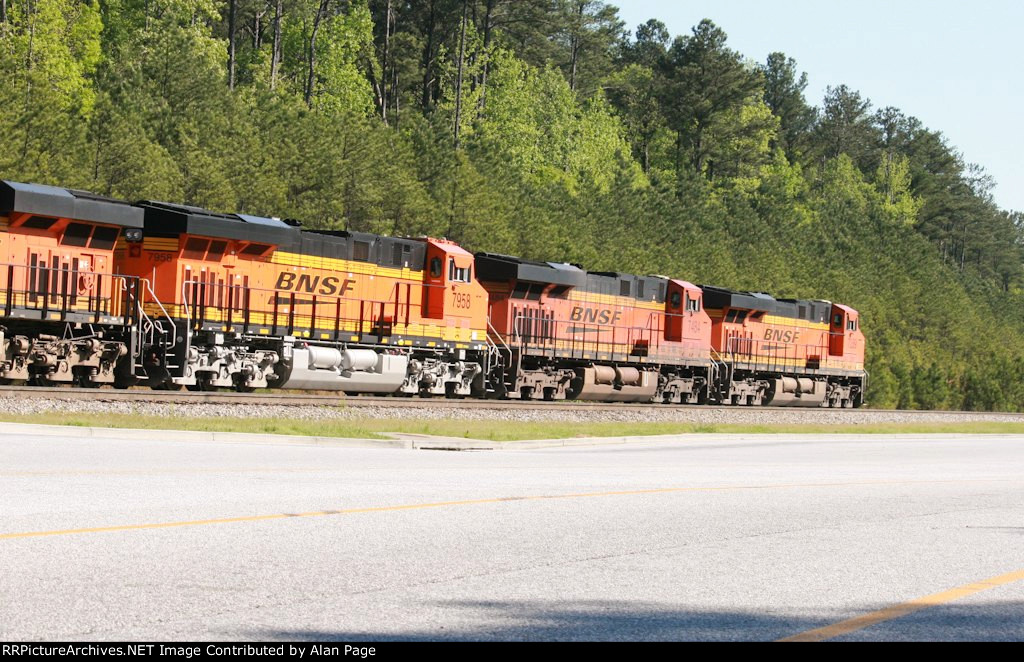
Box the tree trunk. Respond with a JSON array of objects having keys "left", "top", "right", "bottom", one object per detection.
[
  {"left": 1, "top": 0, "right": 7, "bottom": 27},
  {"left": 253, "top": 6, "right": 264, "bottom": 50},
  {"left": 381, "top": 0, "right": 392, "bottom": 123},
  {"left": 270, "top": 0, "right": 283, "bottom": 90},
  {"left": 453, "top": 0, "right": 468, "bottom": 148},
  {"left": 227, "top": 0, "right": 236, "bottom": 90},
  {"left": 306, "top": 0, "right": 330, "bottom": 107},
  {"left": 568, "top": 1, "right": 585, "bottom": 93},
  {"left": 393, "top": 68, "right": 400, "bottom": 128},
  {"left": 478, "top": 0, "right": 495, "bottom": 110},
  {"left": 228, "top": 0, "right": 237, "bottom": 90},
  {"left": 420, "top": 0, "right": 437, "bottom": 110}
]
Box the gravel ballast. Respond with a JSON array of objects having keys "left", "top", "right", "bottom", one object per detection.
[{"left": 2, "top": 396, "right": 1023, "bottom": 426}]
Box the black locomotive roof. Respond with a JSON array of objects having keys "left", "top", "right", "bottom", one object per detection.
[
  {"left": 0, "top": 180, "right": 143, "bottom": 228},
  {"left": 475, "top": 253, "right": 668, "bottom": 302},
  {"left": 305, "top": 230, "right": 426, "bottom": 271},
  {"left": 701, "top": 286, "right": 830, "bottom": 323},
  {"left": 583, "top": 271, "right": 667, "bottom": 303},
  {"left": 138, "top": 201, "right": 425, "bottom": 270},
  {"left": 475, "top": 253, "right": 587, "bottom": 288},
  {"left": 138, "top": 201, "right": 299, "bottom": 245}
]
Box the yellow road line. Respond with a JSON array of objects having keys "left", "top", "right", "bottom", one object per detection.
[
  {"left": 0, "top": 478, "right": 1011, "bottom": 541},
  {"left": 779, "top": 569, "right": 1024, "bottom": 641}
]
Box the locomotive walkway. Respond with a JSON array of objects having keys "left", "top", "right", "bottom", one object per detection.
[{"left": 2, "top": 429, "right": 1022, "bottom": 641}]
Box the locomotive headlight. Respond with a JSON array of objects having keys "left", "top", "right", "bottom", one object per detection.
[{"left": 124, "top": 228, "right": 144, "bottom": 243}]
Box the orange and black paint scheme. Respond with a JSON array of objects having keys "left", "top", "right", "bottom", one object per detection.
[
  {"left": 475, "top": 254, "right": 715, "bottom": 403},
  {"left": 0, "top": 181, "right": 144, "bottom": 386},
  {"left": 701, "top": 286, "right": 866, "bottom": 407},
  {"left": 114, "top": 201, "right": 489, "bottom": 393},
  {"left": 0, "top": 179, "right": 867, "bottom": 406}
]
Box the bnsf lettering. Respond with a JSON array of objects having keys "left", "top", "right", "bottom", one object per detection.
[
  {"left": 569, "top": 306, "right": 622, "bottom": 325},
  {"left": 764, "top": 329, "right": 800, "bottom": 344},
  {"left": 275, "top": 272, "right": 355, "bottom": 296}
]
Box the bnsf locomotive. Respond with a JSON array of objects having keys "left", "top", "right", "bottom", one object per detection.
[{"left": 0, "top": 180, "right": 866, "bottom": 407}]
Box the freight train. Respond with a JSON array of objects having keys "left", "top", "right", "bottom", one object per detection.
[{"left": 0, "top": 180, "right": 866, "bottom": 407}]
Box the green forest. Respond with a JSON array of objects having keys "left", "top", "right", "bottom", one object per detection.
[{"left": 1, "top": 0, "right": 1022, "bottom": 410}]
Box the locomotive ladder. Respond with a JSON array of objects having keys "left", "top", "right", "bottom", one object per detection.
[
  {"left": 119, "top": 277, "right": 179, "bottom": 379},
  {"left": 485, "top": 317, "right": 515, "bottom": 396},
  {"left": 709, "top": 347, "right": 731, "bottom": 396}
]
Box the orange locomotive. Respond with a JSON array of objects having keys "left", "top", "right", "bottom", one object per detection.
[
  {"left": 701, "top": 286, "right": 866, "bottom": 407},
  {"left": 475, "top": 253, "right": 715, "bottom": 403},
  {"left": 0, "top": 179, "right": 867, "bottom": 406},
  {"left": 0, "top": 181, "right": 146, "bottom": 386},
  {"left": 114, "top": 201, "right": 489, "bottom": 393}
]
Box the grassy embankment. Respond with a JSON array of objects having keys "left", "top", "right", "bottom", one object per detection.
[{"left": 2, "top": 412, "right": 1024, "bottom": 441}]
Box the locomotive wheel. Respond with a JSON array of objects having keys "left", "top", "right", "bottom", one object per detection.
[{"left": 186, "top": 375, "right": 215, "bottom": 392}]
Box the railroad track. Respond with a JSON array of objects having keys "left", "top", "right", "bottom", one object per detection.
[{"left": 0, "top": 385, "right": 1021, "bottom": 418}]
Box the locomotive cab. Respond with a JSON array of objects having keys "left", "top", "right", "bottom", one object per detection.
[
  {"left": 664, "top": 279, "right": 706, "bottom": 343},
  {"left": 828, "top": 304, "right": 864, "bottom": 365},
  {"left": 422, "top": 239, "right": 481, "bottom": 328}
]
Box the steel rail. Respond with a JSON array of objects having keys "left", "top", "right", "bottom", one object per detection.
[{"left": 0, "top": 385, "right": 1022, "bottom": 418}]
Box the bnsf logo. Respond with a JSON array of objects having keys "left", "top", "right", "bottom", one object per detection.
[
  {"left": 275, "top": 272, "right": 355, "bottom": 296},
  {"left": 569, "top": 306, "right": 622, "bottom": 325},
  {"left": 764, "top": 329, "right": 800, "bottom": 344}
]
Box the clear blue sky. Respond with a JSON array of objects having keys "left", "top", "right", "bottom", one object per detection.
[{"left": 614, "top": 0, "right": 1024, "bottom": 213}]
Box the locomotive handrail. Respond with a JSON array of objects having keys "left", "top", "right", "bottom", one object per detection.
[
  {"left": 510, "top": 312, "right": 663, "bottom": 362},
  {"left": 0, "top": 261, "right": 113, "bottom": 321},
  {"left": 723, "top": 335, "right": 835, "bottom": 371},
  {"left": 177, "top": 278, "right": 480, "bottom": 347},
  {"left": 181, "top": 279, "right": 193, "bottom": 381},
  {"left": 488, "top": 317, "right": 514, "bottom": 356}
]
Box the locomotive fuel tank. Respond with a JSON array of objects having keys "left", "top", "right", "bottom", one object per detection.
[
  {"left": 282, "top": 346, "right": 409, "bottom": 393},
  {"left": 566, "top": 365, "right": 659, "bottom": 402}
]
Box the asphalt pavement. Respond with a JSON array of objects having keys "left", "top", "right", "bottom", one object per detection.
[{"left": 1, "top": 430, "right": 1022, "bottom": 641}]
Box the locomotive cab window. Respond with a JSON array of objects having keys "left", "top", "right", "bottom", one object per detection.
[
  {"left": 685, "top": 294, "right": 700, "bottom": 313},
  {"left": 848, "top": 319, "right": 857, "bottom": 331},
  {"left": 834, "top": 314, "right": 843, "bottom": 327},
  {"left": 448, "top": 259, "right": 471, "bottom": 283},
  {"left": 430, "top": 257, "right": 443, "bottom": 278},
  {"left": 670, "top": 291, "right": 682, "bottom": 309}
]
